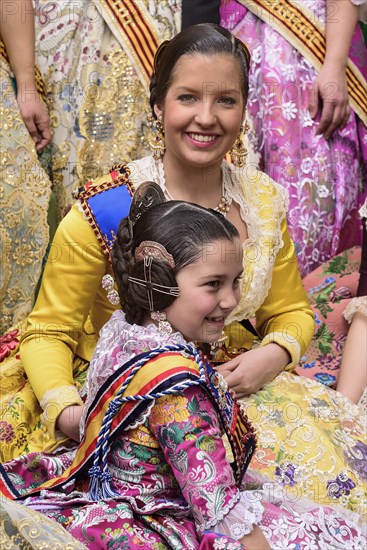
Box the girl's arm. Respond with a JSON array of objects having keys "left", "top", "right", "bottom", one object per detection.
[
  {"left": 149, "top": 385, "right": 268, "bottom": 548},
  {"left": 337, "top": 307, "right": 367, "bottom": 403},
  {"left": 0, "top": 0, "right": 51, "bottom": 149},
  {"left": 309, "top": 0, "right": 360, "bottom": 139},
  {"left": 337, "top": 210, "right": 367, "bottom": 403}
]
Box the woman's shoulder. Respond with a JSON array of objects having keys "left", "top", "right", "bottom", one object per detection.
[{"left": 67, "top": 162, "right": 140, "bottom": 256}]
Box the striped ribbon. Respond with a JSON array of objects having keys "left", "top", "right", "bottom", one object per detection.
[{"left": 97, "top": 0, "right": 159, "bottom": 89}]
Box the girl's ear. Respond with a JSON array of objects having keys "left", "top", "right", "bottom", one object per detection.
[{"left": 154, "top": 103, "right": 163, "bottom": 120}]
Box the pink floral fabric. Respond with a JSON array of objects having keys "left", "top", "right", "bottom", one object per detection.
[
  {"left": 1, "top": 318, "right": 366, "bottom": 548},
  {"left": 221, "top": 0, "right": 367, "bottom": 275}
]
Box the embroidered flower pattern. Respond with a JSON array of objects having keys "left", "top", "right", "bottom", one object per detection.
[{"left": 0, "top": 329, "right": 19, "bottom": 362}]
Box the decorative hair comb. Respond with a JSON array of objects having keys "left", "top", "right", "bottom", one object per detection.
[
  {"left": 128, "top": 181, "right": 166, "bottom": 236},
  {"left": 135, "top": 241, "right": 175, "bottom": 268}
]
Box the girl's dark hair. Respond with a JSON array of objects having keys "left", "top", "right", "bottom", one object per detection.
[
  {"left": 149, "top": 23, "right": 250, "bottom": 117},
  {"left": 112, "top": 200, "right": 240, "bottom": 325}
]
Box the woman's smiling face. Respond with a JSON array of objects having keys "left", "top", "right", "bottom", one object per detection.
[
  {"left": 164, "top": 238, "right": 243, "bottom": 343},
  {"left": 154, "top": 53, "right": 245, "bottom": 171}
]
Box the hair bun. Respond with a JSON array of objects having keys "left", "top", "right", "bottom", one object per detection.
[{"left": 129, "top": 181, "right": 166, "bottom": 228}]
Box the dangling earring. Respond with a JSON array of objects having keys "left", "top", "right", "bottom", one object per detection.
[
  {"left": 147, "top": 113, "right": 165, "bottom": 160},
  {"left": 151, "top": 310, "right": 172, "bottom": 337},
  {"left": 230, "top": 120, "right": 249, "bottom": 167}
]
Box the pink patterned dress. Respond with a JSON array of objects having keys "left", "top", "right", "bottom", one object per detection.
[
  {"left": 1, "top": 312, "right": 366, "bottom": 549},
  {"left": 221, "top": 0, "right": 367, "bottom": 275}
]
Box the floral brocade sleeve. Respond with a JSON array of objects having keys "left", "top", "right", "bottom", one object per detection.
[{"left": 148, "top": 386, "right": 240, "bottom": 535}]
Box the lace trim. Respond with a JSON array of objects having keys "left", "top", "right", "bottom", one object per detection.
[
  {"left": 80, "top": 310, "right": 187, "bottom": 432},
  {"left": 344, "top": 296, "right": 367, "bottom": 323},
  {"left": 40, "top": 386, "right": 82, "bottom": 420},
  {"left": 259, "top": 332, "right": 301, "bottom": 368},
  {"left": 129, "top": 156, "right": 288, "bottom": 323},
  {"left": 203, "top": 490, "right": 264, "bottom": 539},
  {"left": 227, "top": 491, "right": 264, "bottom": 539},
  {"left": 224, "top": 163, "right": 288, "bottom": 323},
  {"left": 197, "top": 490, "right": 241, "bottom": 533}
]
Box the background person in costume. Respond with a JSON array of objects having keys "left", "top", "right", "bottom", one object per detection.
[
  {"left": 1, "top": 192, "right": 366, "bottom": 549},
  {"left": 32, "top": 0, "right": 221, "bottom": 218},
  {"left": 0, "top": 0, "right": 52, "bottom": 332},
  {"left": 221, "top": 0, "right": 367, "bottom": 276},
  {"left": 2, "top": 23, "right": 366, "bottom": 516}
]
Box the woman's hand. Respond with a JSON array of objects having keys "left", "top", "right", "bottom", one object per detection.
[
  {"left": 216, "top": 344, "right": 290, "bottom": 398},
  {"left": 56, "top": 405, "right": 83, "bottom": 442},
  {"left": 309, "top": 62, "right": 350, "bottom": 140},
  {"left": 17, "top": 88, "right": 52, "bottom": 151}
]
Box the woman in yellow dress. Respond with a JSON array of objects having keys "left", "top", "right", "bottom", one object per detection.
[{"left": 1, "top": 23, "right": 365, "bottom": 517}]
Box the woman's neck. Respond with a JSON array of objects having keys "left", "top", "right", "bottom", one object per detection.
[{"left": 161, "top": 155, "right": 223, "bottom": 208}]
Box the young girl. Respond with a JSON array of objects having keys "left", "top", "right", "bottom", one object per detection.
[{"left": 1, "top": 184, "right": 365, "bottom": 549}]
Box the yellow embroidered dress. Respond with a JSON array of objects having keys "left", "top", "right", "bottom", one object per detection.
[{"left": 1, "top": 156, "right": 365, "bottom": 516}]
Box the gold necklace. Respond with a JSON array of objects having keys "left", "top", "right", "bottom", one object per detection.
[
  {"left": 163, "top": 178, "right": 232, "bottom": 215},
  {"left": 155, "top": 157, "right": 232, "bottom": 215}
]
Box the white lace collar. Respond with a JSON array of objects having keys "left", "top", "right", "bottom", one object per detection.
[
  {"left": 92, "top": 310, "right": 186, "bottom": 376},
  {"left": 80, "top": 310, "right": 187, "bottom": 433}
]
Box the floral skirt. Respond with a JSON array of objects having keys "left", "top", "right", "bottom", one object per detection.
[
  {"left": 1, "top": 460, "right": 365, "bottom": 549},
  {"left": 0, "top": 61, "right": 52, "bottom": 333},
  {"left": 240, "top": 371, "right": 366, "bottom": 517}
]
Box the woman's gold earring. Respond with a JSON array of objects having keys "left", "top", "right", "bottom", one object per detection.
[
  {"left": 230, "top": 120, "right": 249, "bottom": 167},
  {"left": 147, "top": 114, "right": 165, "bottom": 160}
]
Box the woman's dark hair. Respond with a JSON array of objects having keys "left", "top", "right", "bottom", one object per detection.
[
  {"left": 112, "top": 200, "right": 240, "bottom": 325},
  {"left": 149, "top": 23, "right": 250, "bottom": 116}
]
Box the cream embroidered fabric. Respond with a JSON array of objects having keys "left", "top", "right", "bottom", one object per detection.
[
  {"left": 0, "top": 58, "right": 52, "bottom": 332},
  {"left": 0, "top": 498, "right": 86, "bottom": 549}
]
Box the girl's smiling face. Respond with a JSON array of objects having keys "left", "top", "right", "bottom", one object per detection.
[
  {"left": 164, "top": 238, "right": 243, "bottom": 343},
  {"left": 154, "top": 53, "right": 245, "bottom": 172}
]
